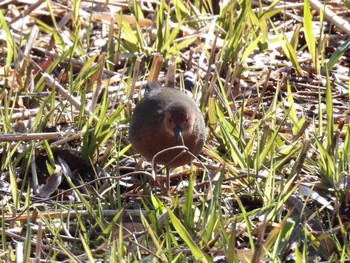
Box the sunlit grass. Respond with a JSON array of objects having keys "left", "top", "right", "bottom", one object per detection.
[{"left": 0, "top": 0, "right": 350, "bottom": 261}]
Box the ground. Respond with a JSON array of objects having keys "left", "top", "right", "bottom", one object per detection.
[{"left": 0, "top": 0, "right": 350, "bottom": 262}]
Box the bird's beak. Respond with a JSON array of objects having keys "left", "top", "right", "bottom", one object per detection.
[{"left": 174, "top": 125, "right": 184, "bottom": 145}]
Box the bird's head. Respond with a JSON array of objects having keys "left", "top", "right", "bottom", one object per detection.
[{"left": 163, "top": 102, "right": 194, "bottom": 144}]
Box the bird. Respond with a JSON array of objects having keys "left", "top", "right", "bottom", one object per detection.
[{"left": 129, "top": 82, "right": 206, "bottom": 191}]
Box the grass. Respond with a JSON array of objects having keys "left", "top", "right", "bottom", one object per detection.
[{"left": 0, "top": 0, "right": 350, "bottom": 262}]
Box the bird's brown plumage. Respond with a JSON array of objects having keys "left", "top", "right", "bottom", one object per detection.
[{"left": 129, "top": 82, "right": 206, "bottom": 168}]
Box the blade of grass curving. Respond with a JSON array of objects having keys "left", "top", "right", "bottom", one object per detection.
[
  {"left": 303, "top": 0, "right": 318, "bottom": 73},
  {"left": 166, "top": 206, "right": 211, "bottom": 262},
  {"left": 256, "top": 97, "right": 292, "bottom": 169},
  {"left": 304, "top": 227, "right": 330, "bottom": 259},
  {"left": 260, "top": 6, "right": 283, "bottom": 20},
  {"left": 337, "top": 214, "right": 350, "bottom": 260},
  {"left": 243, "top": 131, "right": 256, "bottom": 161},
  {"left": 2, "top": 142, "right": 21, "bottom": 180},
  {"left": 172, "top": 253, "right": 184, "bottom": 262}
]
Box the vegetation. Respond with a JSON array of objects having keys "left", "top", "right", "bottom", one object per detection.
[{"left": 0, "top": 0, "right": 350, "bottom": 262}]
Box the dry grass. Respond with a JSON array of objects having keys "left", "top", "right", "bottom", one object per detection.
[{"left": 0, "top": 0, "right": 350, "bottom": 262}]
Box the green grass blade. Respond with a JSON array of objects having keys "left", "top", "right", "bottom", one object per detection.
[
  {"left": 270, "top": 21, "right": 301, "bottom": 75},
  {"left": 303, "top": 0, "right": 318, "bottom": 73},
  {"left": 166, "top": 207, "right": 211, "bottom": 262},
  {"left": 183, "top": 170, "right": 194, "bottom": 230},
  {"left": 0, "top": 11, "right": 16, "bottom": 72},
  {"left": 327, "top": 38, "right": 350, "bottom": 71},
  {"left": 325, "top": 66, "right": 334, "bottom": 155}
]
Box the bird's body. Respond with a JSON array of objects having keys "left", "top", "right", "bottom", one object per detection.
[{"left": 129, "top": 83, "right": 206, "bottom": 168}]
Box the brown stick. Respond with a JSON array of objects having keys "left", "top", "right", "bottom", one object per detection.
[
  {"left": 0, "top": 133, "right": 63, "bottom": 142},
  {"left": 148, "top": 54, "right": 163, "bottom": 82}
]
